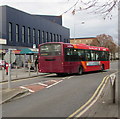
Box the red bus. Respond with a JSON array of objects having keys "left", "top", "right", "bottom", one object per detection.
[{"left": 38, "top": 42, "right": 110, "bottom": 75}]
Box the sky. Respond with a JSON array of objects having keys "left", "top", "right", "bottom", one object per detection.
[{"left": 0, "top": 0, "right": 118, "bottom": 44}]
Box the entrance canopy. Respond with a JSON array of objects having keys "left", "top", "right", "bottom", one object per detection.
[{"left": 20, "top": 48, "right": 38, "bottom": 54}]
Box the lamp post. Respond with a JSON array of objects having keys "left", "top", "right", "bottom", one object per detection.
[{"left": 73, "top": 21, "right": 85, "bottom": 43}]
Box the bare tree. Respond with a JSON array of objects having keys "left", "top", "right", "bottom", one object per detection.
[
  {"left": 96, "top": 34, "right": 113, "bottom": 47},
  {"left": 62, "top": 0, "right": 119, "bottom": 19},
  {"left": 96, "top": 34, "right": 118, "bottom": 59}
]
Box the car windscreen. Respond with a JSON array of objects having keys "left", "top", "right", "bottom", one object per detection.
[{"left": 40, "top": 43, "right": 61, "bottom": 56}]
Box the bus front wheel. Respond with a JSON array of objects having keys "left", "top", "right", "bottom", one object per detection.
[{"left": 78, "top": 66, "right": 83, "bottom": 75}]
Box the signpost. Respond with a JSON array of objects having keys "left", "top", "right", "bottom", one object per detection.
[
  {"left": 4, "top": 50, "right": 16, "bottom": 64},
  {"left": 4, "top": 50, "right": 16, "bottom": 89}
]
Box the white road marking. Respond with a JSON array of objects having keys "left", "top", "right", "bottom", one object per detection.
[
  {"left": 46, "top": 80, "right": 63, "bottom": 88},
  {"left": 67, "top": 75, "right": 109, "bottom": 119},
  {"left": 20, "top": 86, "right": 35, "bottom": 93},
  {"left": 62, "top": 78, "right": 66, "bottom": 79},
  {"left": 76, "top": 76, "right": 108, "bottom": 117},
  {"left": 62, "top": 76, "right": 74, "bottom": 80},
  {"left": 67, "top": 76, "right": 74, "bottom": 79},
  {"left": 38, "top": 82, "right": 48, "bottom": 87},
  {"left": 51, "top": 80, "right": 58, "bottom": 82}
]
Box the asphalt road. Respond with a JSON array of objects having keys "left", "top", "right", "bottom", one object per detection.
[{"left": 2, "top": 61, "right": 118, "bottom": 117}]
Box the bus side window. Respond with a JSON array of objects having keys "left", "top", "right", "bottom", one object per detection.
[
  {"left": 65, "top": 48, "right": 74, "bottom": 61},
  {"left": 96, "top": 53, "right": 99, "bottom": 61},
  {"left": 85, "top": 50, "right": 91, "bottom": 61},
  {"left": 78, "top": 50, "right": 85, "bottom": 61},
  {"left": 98, "top": 51, "right": 108, "bottom": 61},
  {"left": 67, "top": 51, "right": 70, "bottom": 55},
  {"left": 66, "top": 49, "right": 72, "bottom": 55},
  {"left": 103, "top": 51, "right": 109, "bottom": 61},
  {"left": 86, "top": 54, "right": 91, "bottom": 61},
  {"left": 106, "top": 52, "right": 109, "bottom": 61},
  {"left": 91, "top": 51, "right": 96, "bottom": 61}
]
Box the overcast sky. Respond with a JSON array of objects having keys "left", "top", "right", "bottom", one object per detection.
[{"left": 0, "top": 0, "right": 118, "bottom": 44}]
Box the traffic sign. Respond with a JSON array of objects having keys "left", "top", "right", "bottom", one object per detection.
[
  {"left": 4, "top": 50, "right": 16, "bottom": 64},
  {"left": 109, "top": 74, "right": 116, "bottom": 86}
]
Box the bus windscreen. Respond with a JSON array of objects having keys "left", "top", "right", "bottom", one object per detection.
[{"left": 40, "top": 43, "right": 61, "bottom": 56}]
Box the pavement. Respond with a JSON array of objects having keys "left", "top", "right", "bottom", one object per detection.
[
  {"left": 0, "top": 67, "right": 48, "bottom": 83},
  {"left": 0, "top": 67, "right": 119, "bottom": 118},
  {"left": 81, "top": 73, "right": 119, "bottom": 118},
  {"left": 0, "top": 67, "right": 48, "bottom": 104}
]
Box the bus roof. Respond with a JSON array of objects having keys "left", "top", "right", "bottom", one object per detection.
[
  {"left": 64, "top": 43, "right": 109, "bottom": 51},
  {"left": 39, "top": 42, "right": 109, "bottom": 52}
]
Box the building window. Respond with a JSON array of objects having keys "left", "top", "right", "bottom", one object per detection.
[
  {"left": 38, "top": 30, "right": 40, "bottom": 44},
  {"left": 53, "top": 34, "right": 54, "bottom": 42},
  {"left": 28, "top": 27, "right": 30, "bottom": 43},
  {"left": 8, "top": 22, "right": 12, "bottom": 41},
  {"left": 42, "top": 31, "right": 44, "bottom": 43},
  {"left": 59, "top": 35, "right": 61, "bottom": 42},
  {"left": 22, "top": 26, "right": 25, "bottom": 43},
  {"left": 16, "top": 24, "right": 19, "bottom": 42},
  {"left": 54, "top": 34, "right": 56, "bottom": 42},
  {"left": 50, "top": 33, "right": 52, "bottom": 42},
  {"left": 57, "top": 35, "right": 59, "bottom": 42},
  {"left": 33, "top": 28, "right": 35, "bottom": 44},
  {"left": 56, "top": 35, "right": 58, "bottom": 42},
  {"left": 46, "top": 32, "right": 48, "bottom": 42}
]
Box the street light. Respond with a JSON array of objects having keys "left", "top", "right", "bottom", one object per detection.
[{"left": 73, "top": 21, "right": 85, "bottom": 41}]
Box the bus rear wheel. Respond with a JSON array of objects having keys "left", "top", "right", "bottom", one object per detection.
[
  {"left": 78, "top": 66, "right": 83, "bottom": 75},
  {"left": 56, "top": 73, "right": 67, "bottom": 76},
  {"left": 56, "top": 73, "right": 62, "bottom": 76}
]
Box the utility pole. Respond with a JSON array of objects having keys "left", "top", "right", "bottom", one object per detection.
[{"left": 8, "top": 50, "right": 11, "bottom": 89}]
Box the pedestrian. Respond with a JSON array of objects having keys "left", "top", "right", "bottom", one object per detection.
[
  {"left": 5, "top": 62, "right": 9, "bottom": 75},
  {"left": 35, "top": 58, "right": 38, "bottom": 72}
]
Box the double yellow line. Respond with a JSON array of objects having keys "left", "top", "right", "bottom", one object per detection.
[{"left": 67, "top": 75, "right": 109, "bottom": 118}]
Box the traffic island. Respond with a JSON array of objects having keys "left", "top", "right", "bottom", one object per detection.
[{"left": 1, "top": 88, "right": 30, "bottom": 104}]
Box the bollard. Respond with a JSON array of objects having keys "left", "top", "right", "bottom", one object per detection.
[
  {"left": 37, "top": 64, "right": 38, "bottom": 75},
  {"left": 112, "top": 79, "right": 116, "bottom": 103},
  {"left": 2, "top": 67, "right": 4, "bottom": 80},
  {"left": 109, "top": 74, "right": 116, "bottom": 103},
  {"left": 28, "top": 63, "right": 31, "bottom": 76},
  {"left": 8, "top": 63, "right": 11, "bottom": 89},
  {"left": 15, "top": 66, "right": 18, "bottom": 78}
]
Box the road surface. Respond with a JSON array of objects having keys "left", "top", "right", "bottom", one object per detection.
[{"left": 2, "top": 61, "right": 118, "bottom": 117}]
